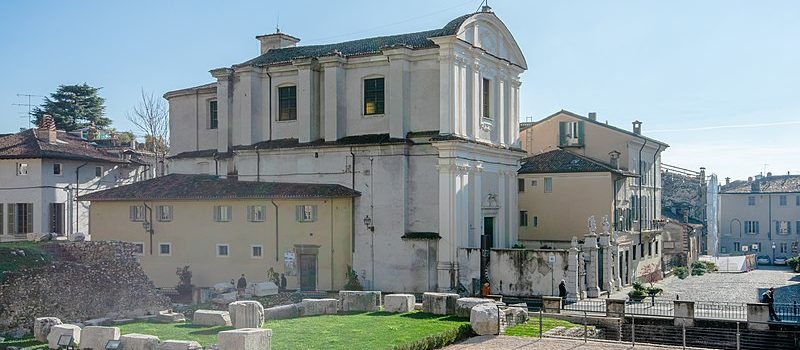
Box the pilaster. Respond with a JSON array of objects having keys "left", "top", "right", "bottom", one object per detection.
[
  {"left": 210, "top": 68, "right": 233, "bottom": 152},
  {"left": 583, "top": 232, "right": 600, "bottom": 298},
  {"left": 320, "top": 56, "right": 346, "bottom": 142},
  {"left": 567, "top": 238, "right": 580, "bottom": 300},
  {"left": 386, "top": 49, "right": 411, "bottom": 139},
  {"left": 471, "top": 163, "right": 484, "bottom": 247},
  {"left": 293, "top": 58, "right": 320, "bottom": 143},
  {"left": 436, "top": 162, "right": 458, "bottom": 291}
]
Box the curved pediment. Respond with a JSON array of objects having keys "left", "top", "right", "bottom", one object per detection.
[{"left": 456, "top": 13, "right": 527, "bottom": 70}]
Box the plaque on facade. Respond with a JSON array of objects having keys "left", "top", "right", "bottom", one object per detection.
[{"left": 284, "top": 249, "right": 297, "bottom": 276}]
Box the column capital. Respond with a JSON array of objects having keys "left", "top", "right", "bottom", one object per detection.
[{"left": 210, "top": 67, "right": 233, "bottom": 80}]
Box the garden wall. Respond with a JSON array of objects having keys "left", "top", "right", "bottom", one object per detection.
[
  {"left": 0, "top": 241, "right": 170, "bottom": 336},
  {"left": 459, "top": 248, "right": 569, "bottom": 296}
]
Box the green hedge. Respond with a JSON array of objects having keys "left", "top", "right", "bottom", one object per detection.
[{"left": 391, "top": 324, "right": 474, "bottom": 350}]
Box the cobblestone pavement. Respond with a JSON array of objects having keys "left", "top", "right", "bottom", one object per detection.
[
  {"left": 444, "top": 336, "right": 711, "bottom": 349},
  {"left": 609, "top": 266, "right": 800, "bottom": 304}
]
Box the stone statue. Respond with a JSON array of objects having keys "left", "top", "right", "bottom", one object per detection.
[
  {"left": 602, "top": 215, "right": 610, "bottom": 234},
  {"left": 587, "top": 215, "right": 597, "bottom": 235}
]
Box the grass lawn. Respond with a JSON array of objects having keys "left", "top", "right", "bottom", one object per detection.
[
  {"left": 0, "top": 241, "right": 52, "bottom": 282},
  {"left": 1, "top": 311, "right": 470, "bottom": 350},
  {"left": 504, "top": 316, "right": 581, "bottom": 337}
]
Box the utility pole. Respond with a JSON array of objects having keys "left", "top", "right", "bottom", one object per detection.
[{"left": 13, "top": 93, "right": 44, "bottom": 128}]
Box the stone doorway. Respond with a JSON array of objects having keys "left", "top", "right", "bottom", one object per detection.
[{"left": 295, "top": 245, "right": 319, "bottom": 291}]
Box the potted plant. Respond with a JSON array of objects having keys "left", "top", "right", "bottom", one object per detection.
[
  {"left": 628, "top": 282, "right": 647, "bottom": 302},
  {"left": 788, "top": 256, "right": 800, "bottom": 273},
  {"left": 175, "top": 265, "right": 194, "bottom": 302}
]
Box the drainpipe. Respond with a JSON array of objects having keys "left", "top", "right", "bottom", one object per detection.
[
  {"left": 271, "top": 200, "right": 279, "bottom": 261},
  {"left": 330, "top": 201, "right": 335, "bottom": 290},
  {"left": 652, "top": 143, "right": 662, "bottom": 230},
  {"left": 637, "top": 139, "right": 648, "bottom": 244},
  {"left": 350, "top": 148, "right": 356, "bottom": 253},
  {"left": 74, "top": 162, "right": 89, "bottom": 236},
  {"left": 213, "top": 152, "right": 219, "bottom": 176},
  {"left": 255, "top": 145, "right": 261, "bottom": 182},
  {"left": 267, "top": 69, "right": 273, "bottom": 141}
]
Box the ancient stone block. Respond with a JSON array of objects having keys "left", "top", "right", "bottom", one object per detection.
[
  {"left": 455, "top": 298, "right": 495, "bottom": 318},
  {"left": 298, "top": 299, "right": 337, "bottom": 316},
  {"left": 502, "top": 307, "right": 528, "bottom": 327},
  {"left": 214, "top": 283, "right": 234, "bottom": 293},
  {"left": 251, "top": 282, "right": 279, "bottom": 297},
  {"left": 217, "top": 328, "right": 272, "bottom": 350},
  {"left": 84, "top": 318, "right": 112, "bottom": 327},
  {"left": 384, "top": 294, "right": 415, "bottom": 313},
  {"left": 120, "top": 333, "right": 161, "bottom": 350},
  {"left": 156, "top": 340, "right": 202, "bottom": 350},
  {"left": 264, "top": 304, "right": 299, "bottom": 320},
  {"left": 338, "top": 291, "right": 381, "bottom": 312},
  {"left": 470, "top": 303, "right": 499, "bottom": 336},
  {"left": 156, "top": 311, "right": 186, "bottom": 323},
  {"left": 229, "top": 301, "right": 265, "bottom": 328},
  {"left": 193, "top": 310, "right": 231, "bottom": 327},
  {"left": 213, "top": 292, "right": 238, "bottom": 305},
  {"left": 80, "top": 326, "right": 120, "bottom": 350},
  {"left": 47, "top": 324, "right": 81, "bottom": 350},
  {"left": 34, "top": 317, "right": 61, "bottom": 343},
  {"left": 422, "top": 292, "right": 459, "bottom": 315}
]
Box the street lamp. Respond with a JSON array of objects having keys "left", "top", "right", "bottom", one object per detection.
[
  {"left": 772, "top": 242, "right": 777, "bottom": 259},
  {"left": 363, "top": 215, "right": 375, "bottom": 232}
]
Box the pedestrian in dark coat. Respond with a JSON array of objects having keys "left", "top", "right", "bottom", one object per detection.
[
  {"left": 762, "top": 287, "right": 781, "bottom": 321},
  {"left": 237, "top": 274, "right": 248, "bottom": 297}
]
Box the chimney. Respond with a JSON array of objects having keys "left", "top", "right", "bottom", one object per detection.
[
  {"left": 588, "top": 112, "right": 597, "bottom": 121},
  {"left": 480, "top": 4, "right": 493, "bottom": 12},
  {"left": 767, "top": 171, "right": 772, "bottom": 177},
  {"left": 609, "top": 150, "right": 621, "bottom": 169},
  {"left": 37, "top": 114, "right": 58, "bottom": 144},
  {"left": 256, "top": 32, "right": 300, "bottom": 55},
  {"left": 747, "top": 176, "right": 753, "bottom": 182},
  {"left": 632, "top": 120, "right": 642, "bottom": 135},
  {"left": 725, "top": 177, "right": 730, "bottom": 186}
]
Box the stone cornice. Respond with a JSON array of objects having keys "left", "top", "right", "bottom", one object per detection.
[{"left": 210, "top": 67, "right": 234, "bottom": 79}]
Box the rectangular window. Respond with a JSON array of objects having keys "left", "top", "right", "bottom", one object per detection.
[
  {"left": 633, "top": 246, "right": 637, "bottom": 260},
  {"left": 157, "top": 205, "right": 173, "bottom": 222},
  {"left": 7, "top": 203, "right": 33, "bottom": 234},
  {"left": 640, "top": 244, "right": 644, "bottom": 258},
  {"left": 16, "top": 163, "right": 28, "bottom": 176},
  {"left": 481, "top": 78, "right": 491, "bottom": 119},
  {"left": 533, "top": 216, "right": 539, "bottom": 227},
  {"left": 544, "top": 177, "right": 553, "bottom": 193},
  {"left": 744, "top": 221, "right": 760, "bottom": 234},
  {"left": 518, "top": 178, "right": 525, "bottom": 192},
  {"left": 130, "top": 205, "right": 145, "bottom": 222},
  {"left": 780, "top": 242, "right": 788, "bottom": 254},
  {"left": 49, "top": 203, "right": 64, "bottom": 234},
  {"left": 216, "top": 244, "right": 229, "bottom": 257},
  {"left": 797, "top": 221, "right": 800, "bottom": 235},
  {"left": 796, "top": 195, "right": 800, "bottom": 206},
  {"left": 779, "top": 195, "right": 787, "bottom": 206},
  {"left": 648, "top": 242, "right": 653, "bottom": 256},
  {"left": 214, "top": 206, "right": 232, "bottom": 222},
  {"left": 209, "top": 100, "right": 218, "bottom": 129},
  {"left": 251, "top": 245, "right": 263, "bottom": 259},
  {"left": 278, "top": 86, "right": 297, "bottom": 121},
  {"left": 296, "top": 205, "right": 317, "bottom": 222},
  {"left": 655, "top": 241, "right": 659, "bottom": 255},
  {"left": 733, "top": 242, "right": 740, "bottom": 252},
  {"left": 519, "top": 211, "right": 528, "bottom": 227},
  {"left": 559, "top": 121, "right": 584, "bottom": 146},
  {"left": 247, "top": 205, "right": 266, "bottom": 222},
  {"left": 95, "top": 166, "right": 103, "bottom": 178},
  {"left": 53, "top": 163, "right": 62, "bottom": 176},
  {"left": 777, "top": 221, "right": 791, "bottom": 234},
  {"left": 363, "top": 78, "right": 385, "bottom": 115},
  {"left": 747, "top": 196, "right": 756, "bottom": 206},
  {"left": 531, "top": 180, "right": 538, "bottom": 187},
  {"left": 132, "top": 242, "right": 145, "bottom": 256},
  {"left": 159, "top": 243, "right": 172, "bottom": 256}
]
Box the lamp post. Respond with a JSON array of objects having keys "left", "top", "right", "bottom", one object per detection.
[
  {"left": 363, "top": 215, "right": 375, "bottom": 232},
  {"left": 772, "top": 242, "right": 777, "bottom": 260}
]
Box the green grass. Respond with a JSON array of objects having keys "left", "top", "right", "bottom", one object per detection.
[
  {"left": 0, "top": 241, "right": 52, "bottom": 283},
  {"left": 503, "top": 316, "right": 581, "bottom": 337},
  {"left": 1, "top": 312, "right": 470, "bottom": 350}
]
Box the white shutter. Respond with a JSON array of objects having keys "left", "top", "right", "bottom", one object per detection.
[{"left": 247, "top": 206, "right": 253, "bottom": 222}]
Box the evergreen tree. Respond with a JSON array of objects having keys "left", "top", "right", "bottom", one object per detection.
[{"left": 31, "top": 84, "right": 111, "bottom": 131}]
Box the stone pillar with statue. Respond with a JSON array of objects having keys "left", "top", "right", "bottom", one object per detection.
[
  {"left": 598, "top": 215, "right": 617, "bottom": 292},
  {"left": 583, "top": 216, "right": 601, "bottom": 298},
  {"left": 566, "top": 237, "right": 580, "bottom": 300}
]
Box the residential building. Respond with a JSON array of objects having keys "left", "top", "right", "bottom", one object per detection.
[
  {"left": 661, "top": 207, "right": 702, "bottom": 270},
  {"left": 159, "top": 8, "right": 527, "bottom": 292},
  {"left": 518, "top": 110, "right": 668, "bottom": 293},
  {"left": 81, "top": 174, "right": 358, "bottom": 289},
  {"left": 718, "top": 174, "right": 800, "bottom": 260},
  {"left": 0, "top": 116, "right": 149, "bottom": 241}
]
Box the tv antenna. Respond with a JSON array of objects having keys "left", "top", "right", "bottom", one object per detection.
[{"left": 12, "top": 93, "right": 44, "bottom": 128}]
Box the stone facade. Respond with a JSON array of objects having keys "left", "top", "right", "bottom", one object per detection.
[{"left": 0, "top": 242, "right": 170, "bottom": 336}]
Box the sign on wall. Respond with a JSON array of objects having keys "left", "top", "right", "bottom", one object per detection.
[{"left": 284, "top": 249, "right": 297, "bottom": 276}]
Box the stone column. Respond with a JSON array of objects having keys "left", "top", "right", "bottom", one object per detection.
[
  {"left": 386, "top": 48, "right": 411, "bottom": 140},
  {"left": 674, "top": 300, "right": 695, "bottom": 327},
  {"left": 598, "top": 232, "right": 614, "bottom": 292},
  {"left": 612, "top": 243, "right": 622, "bottom": 290},
  {"left": 459, "top": 165, "right": 471, "bottom": 248},
  {"left": 319, "top": 56, "right": 346, "bottom": 142},
  {"left": 471, "top": 61, "right": 481, "bottom": 140},
  {"left": 437, "top": 162, "right": 458, "bottom": 292},
  {"left": 210, "top": 68, "right": 233, "bottom": 152},
  {"left": 507, "top": 170, "right": 518, "bottom": 245},
  {"left": 497, "top": 170, "right": 506, "bottom": 248},
  {"left": 496, "top": 77, "right": 505, "bottom": 146},
  {"left": 583, "top": 233, "right": 600, "bottom": 298},
  {"left": 567, "top": 238, "right": 580, "bottom": 300},
  {"left": 471, "top": 163, "right": 483, "bottom": 248},
  {"left": 438, "top": 49, "right": 455, "bottom": 135}
]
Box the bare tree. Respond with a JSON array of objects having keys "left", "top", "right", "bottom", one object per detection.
[{"left": 127, "top": 89, "right": 169, "bottom": 176}]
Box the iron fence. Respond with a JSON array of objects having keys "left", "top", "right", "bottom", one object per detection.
[
  {"left": 625, "top": 299, "right": 674, "bottom": 317},
  {"left": 695, "top": 301, "right": 747, "bottom": 321},
  {"left": 562, "top": 298, "right": 606, "bottom": 314},
  {"left": 774, "top": 302, "right": 800, "bottom": 323}
]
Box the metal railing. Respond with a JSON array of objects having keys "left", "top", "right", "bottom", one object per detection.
[
  {"left": 625, "top": 299, "right": 674, "bottom": 317},
  {"left": 774, "top": 302, "right": 800, "bottom": 323},
  {"left": 695, "top": 301, "right": 747, "bottom": 321},
  {"left": 562, "top": 298, "right": 606, "bottom": 314}
]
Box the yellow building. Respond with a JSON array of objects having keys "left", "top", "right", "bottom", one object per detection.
[{"left": 81, "top": 174, "right": 358, "bottom": 291}]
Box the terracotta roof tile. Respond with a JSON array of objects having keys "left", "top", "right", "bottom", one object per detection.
[
  {"left": 519, "top": 149, "right": 635, "bottom": 176},
  {"left": 0, "top": 129, "right": 127, "bottom": 163}
]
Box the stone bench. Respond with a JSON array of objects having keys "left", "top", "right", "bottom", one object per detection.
[
  {"left": 229, "top": 301, "right": 265, "bottom": 328},
  {"left": 80, "top": 326, "right": 120, "bottom": 350},
  {"left": 384, "top": 294, "right": 415, "bottom": 313},
  {"left": 218, "top": 328, "right": 272, "bottom": 350},
  {"left": 298, "top": 298, "right": 338, "bottom": 316},
  {"left": 34, "top": 317, "right": 61, "bottom": 343},
  {"left": 455, "top": 298, "right": 495, "bottom": 318},
  {"left": 422, "top": 292, "right": 459, "bottom": 315},
  {"left": 120, "top": 333, "right": 161, "bottom": 350},
  {"left": 47, "top": 324, "right": 81, "bottom": 349},
  {"left": 264, "top": 304, "right": 299, "bottom": 320},
  {"left": 193, "top": 310, "right": 231, "bottom": 327},
  {"left": 338, "top": 291, "right": 381, "bottom": 312}
]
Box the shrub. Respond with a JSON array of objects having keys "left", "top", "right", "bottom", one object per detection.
[
  {"left": 699, "top": 261, "right": 718, "bottom": 272},
  {"left": 690, "top": 261, "right": 710, "bottom": 276},
  {"left": 266, "top": 267, "right": 280, "bottom": 286},
  {"left": 391, "top": 324, "right": 474, "bottom": 350},
  {"left": 645, "top": 287, "right": 663, "bottom": 296},
  {"left": 788, "top": 256, "right": 800, "bottom": 272},
  {"left": 512, "top": 243, "right": 526, "bottom": 249},
  {"left": 343, "top": 265, "right": 363, "bottom": 291},
  {"left": 673, "top": 266, "right": 689, "bottom": 279}
]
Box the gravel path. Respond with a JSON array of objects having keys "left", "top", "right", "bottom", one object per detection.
[{"left": 444, "top": 336, "right": 711, "bottom": 349}]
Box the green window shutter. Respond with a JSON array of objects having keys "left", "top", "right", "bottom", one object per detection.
[
  {"left": 312, "top": 206, "right": 318, "bottom": 222},
  {"left": 775, "top": 221, "right": 780, "bottom": 234},
  {"left": 0, "top": 204, "right": 3, "bottom": 234},
  {"left": 577, "top": 121, "right": 585, "bottom": 145},
  {"left": 213, "top": 206, "right": 219, "bottom": 222},
  {"left": 295, "top": 206, "right": 302, "bottom": 221},
  {"left": 26, "top": 204, "right": 33, "bottom": 233},
  {"left": 558, "top": 122, "right": 566, "bottom": 146},
  {"left": 247, "top": 206, "right": 253, "bottom": 222},
  {"left": 8, "top": 204, "right": 16, "bottom": 234}
]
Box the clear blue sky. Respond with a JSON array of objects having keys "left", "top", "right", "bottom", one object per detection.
[{"left": 1, "top": 0, "right": 798, "bottom": 180}]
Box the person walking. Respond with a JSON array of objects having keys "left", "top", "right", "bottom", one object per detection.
[
  {"left": 237, "top": 274, "right": 248, "bottom": 297},
  {"left": 558, "top": 280, "right": 568, "bottom": 309},
  {"left": 761, "top": 287, "right": 781, "bottom": 321}
]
